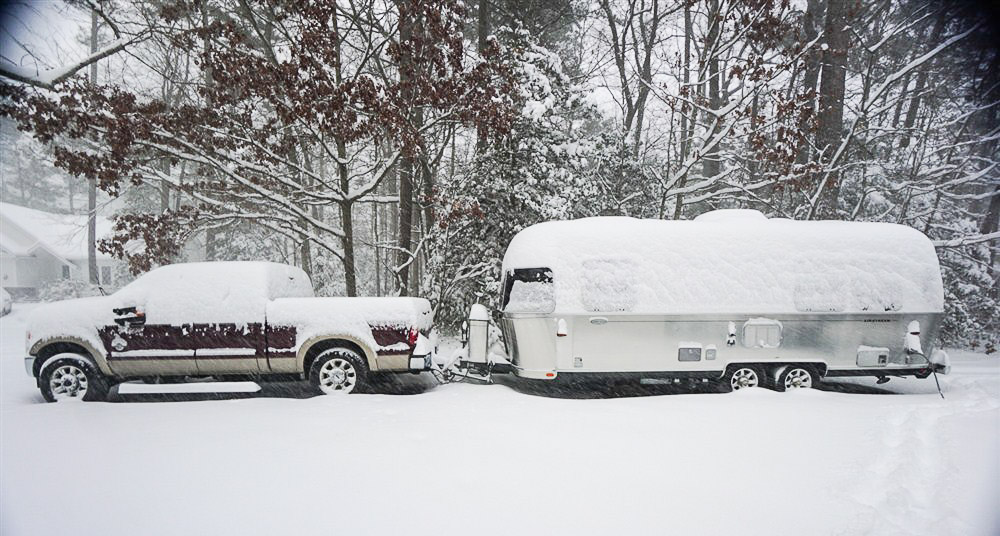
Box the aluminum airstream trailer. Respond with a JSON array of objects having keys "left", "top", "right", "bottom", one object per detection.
[{"left": 480, "top": 209, "right": 949, "bottom": 391}]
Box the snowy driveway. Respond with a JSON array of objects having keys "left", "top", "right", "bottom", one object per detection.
[{"left": 1, "top": 304, "right": 998, "bottom": 536}]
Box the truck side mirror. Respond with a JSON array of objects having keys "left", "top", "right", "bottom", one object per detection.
[{"left": 114, "top": 307, "right": 146, "bottom": 328}]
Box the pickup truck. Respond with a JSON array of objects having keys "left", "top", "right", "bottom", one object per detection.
[{"left": 24, "top": 261, "right": 433, "bottom": 402}]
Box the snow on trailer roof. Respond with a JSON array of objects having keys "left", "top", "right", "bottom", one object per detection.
[{"left": 501, "top": 210, "right": 944, "bottom": 315}]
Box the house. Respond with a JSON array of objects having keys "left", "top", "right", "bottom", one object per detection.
[{"left": 0, "top": 202, "right": 118, "bottom": 299}]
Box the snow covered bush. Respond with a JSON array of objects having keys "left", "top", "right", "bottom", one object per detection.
[{"left": 38, "top": 279, "right": 103, "bottom": 302}]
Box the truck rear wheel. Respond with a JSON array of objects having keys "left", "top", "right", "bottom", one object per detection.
[
  {"left": 309, "top": 348, "right": 369, "bottom": 395},
  {"left": 39, "top": 356, "right": 109, "bottom": 403}
]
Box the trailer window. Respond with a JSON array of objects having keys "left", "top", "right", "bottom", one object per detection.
[
  {"left": 743, "top": 319, "right": 782, "bottom": 348},
  {"left": 503, "top": 268, "right": 555, "bottom": 313}
]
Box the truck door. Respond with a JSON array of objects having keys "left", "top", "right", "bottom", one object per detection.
[
  {"left": 101, "top": 305, "right": 199, "bottom": 377},
  {"left": 101, "top": 266, "right": 264, "bottom": 377}
]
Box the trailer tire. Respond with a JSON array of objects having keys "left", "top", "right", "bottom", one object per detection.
[
  {"left": 775, "top": 366, "right": 817, "bottom": 392},
  {"left": 309, "top": 348, "right": 369, "bottom": 395},
  {"left": 719, "top": 365, "right": 764, "bottom": 393}
]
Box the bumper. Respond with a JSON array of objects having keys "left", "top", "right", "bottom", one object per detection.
[
  {"left": 408, "top": 353, "right": 431, "bottom": 372},
  {"left": 932, "top": 362, "right": 951, "bottom": 375},
  {"left": 408, "top": 333, "right": 433, "bottom": 372},
  {"left": 24, "top": 356, "right": 35, "bottom": 377}
]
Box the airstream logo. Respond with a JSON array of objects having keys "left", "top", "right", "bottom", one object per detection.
[{"left": 863, "top": 319, "right": 892, "bottom": 323}]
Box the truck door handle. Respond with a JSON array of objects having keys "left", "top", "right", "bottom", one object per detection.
[{"left": 589, "top": 317, "right": 608, "bottom": 325}]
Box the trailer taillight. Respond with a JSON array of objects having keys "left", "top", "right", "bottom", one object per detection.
[{"left": 408, "top": 327, "right": 419, "bottom": 346}]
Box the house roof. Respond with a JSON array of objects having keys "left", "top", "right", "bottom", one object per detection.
[{"left": 0, "top": 202, "right": 113, "bottom": 262}]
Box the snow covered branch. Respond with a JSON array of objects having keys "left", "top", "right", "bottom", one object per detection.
[{"left": 932, "top": 232, "right": 1000, "bottom": 248}]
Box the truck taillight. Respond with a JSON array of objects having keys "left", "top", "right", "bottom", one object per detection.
[{"left": 408, "top": 327, "right": 419, "bottom": 346}]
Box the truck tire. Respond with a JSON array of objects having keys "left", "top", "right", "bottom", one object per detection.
[
  {"left": 309, "top": 348, "right": 369, "bottom": 395},
  {"left": 39, "top": 356, "right": 110, "bottom": 403}
]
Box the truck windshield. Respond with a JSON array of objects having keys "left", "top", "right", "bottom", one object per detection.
[{"left": 502, "top": 268, "right": 555, "bottom": 313}]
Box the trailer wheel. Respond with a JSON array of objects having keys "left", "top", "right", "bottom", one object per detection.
[
  {"left": 775, "top": 366, "right": 817, "bottom": 392},
  {"left": 309, "top": 348, "right": 369, "bottom": 395},
  {"left": 720, "top": 366, "right": 763, "bottom": 392}
]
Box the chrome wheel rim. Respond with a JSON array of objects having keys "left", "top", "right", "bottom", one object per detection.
[
  {"left": 318, "top": 358, "right": 357, "bottom": 394},
  {"left": 730, "top": 368, "right": 759, "bottom": 390},
  {"left": 784, "top": 368, "right": 813, "bottom": 389},
  {"left": 50, "top": 365, "right": 88, "bottom": 400}
]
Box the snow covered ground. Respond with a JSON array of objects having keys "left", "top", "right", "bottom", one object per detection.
[{"left": 1, "top": 303, "right": 998, "bottom": 536}]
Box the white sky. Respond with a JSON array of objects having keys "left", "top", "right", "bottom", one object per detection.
[{"left": 0, "top": 1, "right": 89, "bottom": 75}]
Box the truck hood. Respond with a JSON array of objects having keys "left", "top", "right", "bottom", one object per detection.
[{"left": 26, "top": 295, "right": 115, "bottom": 355}]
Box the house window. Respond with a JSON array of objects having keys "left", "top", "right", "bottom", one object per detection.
[
  {"left": 61, "top": 265, "right": 70, "bottom": 280},
  {"left": 101, "top": 266, "right": 112, "bottom": 284}
]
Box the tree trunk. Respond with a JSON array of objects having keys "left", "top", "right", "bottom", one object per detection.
[
  {"left": 673, "top": 1, "right": 692, "bottom": 219},
  {"left": 299, "top": 237, "right": 312, "bottom": 277},
  {"left": 702, "top": 0, "right": 722, "bottom": 181},
  {"left": 795, "top": 0, "right": 822, "bottom": 166},
  {"left": 330, "top": 9, "right": 357, "bottom": 296},
  {"left": 476, "top": 0, "right": 490, "bottom": 149},
  {"left": 338, "top": 140, "right": 357, "bottom": 296},
  {"left": 160, "top": 159, "right": 170, "bottom": 212},
  {"left": 899, "top": 15, "right": 946, "bottom": 148},
  {"left": 982, "top": 184, "right": 1000, "bottom": 235},
  {"left": 815, "top": 0, "right": 849, "bottom": 218},
  {"left": 630, "top": 0, "right": 660, "bottom": 159},
  {"left": 202, "top": 2, "right": 217, "bottom": 261},
  {"left": 397, "top": 155, "right": 414, "bottom": 295},
  {"left": 87, "top": 8, "right": 99, "bottom": 285},
  {"left": 395, "top": 1, "right": 418, "bottom": 295}
]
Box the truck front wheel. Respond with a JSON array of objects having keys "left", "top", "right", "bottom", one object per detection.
[
  {"left": 39, "top": 356, "right": 109, "bottom": 403},
  {"left": 309, "top": 348, "right": 369, "bottom": 395}
]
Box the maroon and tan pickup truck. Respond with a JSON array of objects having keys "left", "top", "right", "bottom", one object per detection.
[{"left": 24, "top": 262, "right": 433, "bottom": 402}]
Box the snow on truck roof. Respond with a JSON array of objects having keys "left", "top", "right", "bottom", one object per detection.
[
  {"left": 115, "top": 261, "right": 432, "bottom": 330},
  {"left": 501, "top": 211, "right": 944, "bottom": 315}
]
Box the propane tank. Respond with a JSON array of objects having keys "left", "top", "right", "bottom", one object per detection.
[{"left": 467, "top": 304, "right": 490, "bottom": 364}]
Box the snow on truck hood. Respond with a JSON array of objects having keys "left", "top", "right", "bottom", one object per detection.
[
  {"left": 26, "top": 295, "right": 114, "bottom": 353},
  {"left": 502, "top": 212, "right": 944, "bottom": 315}
]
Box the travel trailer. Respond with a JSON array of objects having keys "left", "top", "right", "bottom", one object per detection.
[{"left": 467, "top": 209, "right": 950, "bottom": 391}]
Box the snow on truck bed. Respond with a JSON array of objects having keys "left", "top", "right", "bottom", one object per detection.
[
  {"left": 267, "top": 297, "right": 433, "bottom": 352},
  {"left": 502, "top": 210, "right": 944, "bottom": 315}
]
